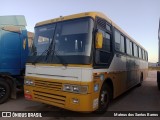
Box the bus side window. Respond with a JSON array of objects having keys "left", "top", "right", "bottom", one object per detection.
[
  {"left": 115, "top": 30, "right": 120, "bottom": 51},
  {"left": 130, "top": 41, "right": 133, "bottom": 56},
  {"left": 137, "top": 46, "right": 139, "bottom": 58},
  {"left": 142, "top": 49, "right": 145, "bottom": 60},
  {"left": 146, "top": 52, "right": 148, "bottom": 61},
  {"left": 120, "top": 35, "right": 125, "bottom": 53},
  {"left": 139, "top": 47, "right": 142, "bottom": 59},
  {"left": 115, "top": 30, "right": 125, "bottom": 53},
  {"left": 126, "top": 38, "right": 132, "bottom": 55},
  {"left": 133, "top": 43, "right": 138, "bottom": 57},
  {"left": 144, "top": 50, "right": 147, "bottom": 60}
]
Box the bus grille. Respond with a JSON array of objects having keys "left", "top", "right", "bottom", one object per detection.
[
  {"left": 34, "top": 80, "right": 62, "bottom": 91},
  {"left": 33, "top": 90, "right": 66, "bottom": 107}
]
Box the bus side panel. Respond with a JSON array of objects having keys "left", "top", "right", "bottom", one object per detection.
[
  {"left": 107, "top": 54, "right": 147, "bottom": 99},
  {"left": 141, "top": 60, "right": 148, "bottom": 80},
  {"left": 126, "top": 56, "right": 139, "bottom": 89},
  {"left": 108, "top": 54, "right": 127, "bottom": 98}
]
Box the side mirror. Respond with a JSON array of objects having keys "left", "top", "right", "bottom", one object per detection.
[
  {"left": 1, "top": 26, "right": 21, "bottom": 33},
  {"left": 96, "top": 32, "right": 103, "bottom": 49}
]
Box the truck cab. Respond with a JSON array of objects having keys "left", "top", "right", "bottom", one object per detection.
[{"left": 0, "top": 15, "right": 28, "bottom": 103}]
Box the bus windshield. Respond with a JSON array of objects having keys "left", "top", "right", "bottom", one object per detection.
[{"left": 28, "top": 17, "right": 93, "bottom": 64}]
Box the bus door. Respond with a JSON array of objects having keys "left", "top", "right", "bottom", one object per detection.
[{"left": 94, "top": 17, "right": 113, "bottom": 67}]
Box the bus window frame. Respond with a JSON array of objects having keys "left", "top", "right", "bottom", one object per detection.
[
  {"left": 114, "top": 29, "right": 126, "bottom": 54},
  {"left": 113, "top": 29, "right": 147, "bottom": 62}
]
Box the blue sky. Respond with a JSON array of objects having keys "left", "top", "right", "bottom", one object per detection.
[{"left": 0, "top": 0, "right": 159, "bottom": 63}]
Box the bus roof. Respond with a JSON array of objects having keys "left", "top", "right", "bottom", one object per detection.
[
  {"left": 35, "top": 12, "right": 146, "bottom": 51},
  {"left": 0, "top": 15, "right": 27, "bottom": 26}
]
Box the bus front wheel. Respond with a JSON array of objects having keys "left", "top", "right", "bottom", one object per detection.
[{"left": 96, "top": 84, "right": 111, "bottom": 114}]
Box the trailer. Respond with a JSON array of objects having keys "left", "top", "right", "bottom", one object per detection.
[{"left": 0, "top": 15, "right": 28, "bottom": 103}]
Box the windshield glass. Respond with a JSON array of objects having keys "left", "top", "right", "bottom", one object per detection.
[
  {"left": 31, "top": 24, "right": 56, "bottom": 56},
  {"left": 54, "top": 19, "right": 91, "bottom": 56},
  {"left": 28, "top": 17, "right": 93, "bottom": 64}
]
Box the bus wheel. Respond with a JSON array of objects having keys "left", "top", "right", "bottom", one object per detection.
[
  {"left": 137, "top": 73, "right": 143, "bottom": 87},
  {"left": 95, "top": 84, "right": 111, "bottom": 114},
  {"left": 0, "top": 80, "right": 10, "bottom": 104}
]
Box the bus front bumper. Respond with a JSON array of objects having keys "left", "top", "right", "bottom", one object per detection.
[{"left": 24, "top": 85, "right": 99, "bottom": 112}]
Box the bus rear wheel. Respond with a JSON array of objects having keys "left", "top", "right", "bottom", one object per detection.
[
  {"left": 95, "top": 84, "right": 111, "bottom": 114},
  {"left": 0, "top": 80, "right": 10, "bottom": 104},
  {"left": 137, "top": 73, "right": 143, "bottom": 87}
]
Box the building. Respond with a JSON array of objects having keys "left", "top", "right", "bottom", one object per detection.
[{"left": 27, "top": 31, "right": 34, "bottom": 49}]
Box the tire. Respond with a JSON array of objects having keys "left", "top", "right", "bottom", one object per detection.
[
  {"left": 157, "top": 71, "right": 160, "bottom": 90},
  {"left": 137, "top": 73, "right": 143, "bottom": 87},
  {"left": 95, "top": 84, "right": 112, "bottom": 114},
  {"left": 0, "top": 80, "right": 11, "bottom": 104}
]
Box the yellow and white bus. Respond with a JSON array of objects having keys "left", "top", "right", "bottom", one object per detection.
[{"left": 24, "top": 12, "right": 148, "bottom": 113}]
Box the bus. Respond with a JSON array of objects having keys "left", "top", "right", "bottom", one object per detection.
[{"left": 24, "top": 12, "right": 148, "bottom": 113}]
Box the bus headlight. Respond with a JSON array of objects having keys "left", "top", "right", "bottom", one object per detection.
[
  {"left": 63, "top": 84, "right": 71, "bottom": 91},
  {"left": 24, "top": 79, "right": 35, "bottom": 86},
  {"left": 63, "top": 84, "right": 88, "bottom": 94},
  {"left": 73, "top": 86, "right": 80, "bottom": 92}
]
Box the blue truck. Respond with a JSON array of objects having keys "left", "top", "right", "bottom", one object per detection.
[{"left": 0, "top": 15, "right": 28, "bottom": 103}]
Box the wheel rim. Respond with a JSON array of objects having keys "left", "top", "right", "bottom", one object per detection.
[
  {"left": 0, "top": 85, "right": 6, "bottom": 99},
  {"left": 100, "top": 90, "right": 108, "bottom": 106}
]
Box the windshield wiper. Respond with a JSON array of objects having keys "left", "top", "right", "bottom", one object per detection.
[
  {"left": 32, "top": 49, "right": 49, "bottom": 65},
  {"left": 32, "top": 43, "right": 68, "bottom": 66},
  {"left": 54, "top": 50, "right": 68, "bottom": 66},
  {"left": 32, "top": 35, "right": 55, "bottom": 65},
  {"left": 45, "top": 49, "right": 68, "bottom": 66}
]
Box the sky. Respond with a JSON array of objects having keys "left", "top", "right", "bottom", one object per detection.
[{"left": 0, "top": 0, "right": 159, "bottom": 63}]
